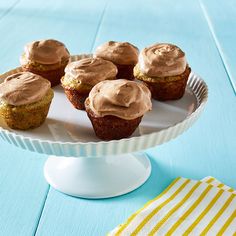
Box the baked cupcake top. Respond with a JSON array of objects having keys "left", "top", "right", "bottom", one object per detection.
[
  {"left": 20, "top": 39, "right": 70, "bottom": 65},
  {"left": 86, "top": 79, "right": 152, "bottom": 120},
  {"left": 62, "top": 58, "right": 117, "bottom": 88},
  {"left": 139, "top": 43, "right": 187, "bottom": 77},
  {"left": 0, "top": 72, "right": 51, "bottom": 106},
  {"left": 94, "top": 41, "right": 139, "bottom": 65}
]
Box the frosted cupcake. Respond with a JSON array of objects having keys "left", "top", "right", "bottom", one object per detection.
[
  {"left": 134, "top": 43, "right": 191, "bottom": 101},
  {"left": 20, "top": 39, "right": 70, "bottom": 87},
  {"left": 0, "top": 72, "right": 53, "bottom": 130},
  {"left": 85, "top": 79, "right": 152, "bottom": 140},
  {"left": 94, "top": 41, "right": 139, "bottom": 80},
  {"left": 61, "top": 57, "right": 117, "bottom": 110}
]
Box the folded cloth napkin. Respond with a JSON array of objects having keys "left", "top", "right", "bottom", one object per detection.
[{"left": 109, "top": 176, "right": 236, "bottom": 236}]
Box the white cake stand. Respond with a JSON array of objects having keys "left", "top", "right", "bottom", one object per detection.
[{"left": 0, "top": 56, "right": 208, "bottom": 198}]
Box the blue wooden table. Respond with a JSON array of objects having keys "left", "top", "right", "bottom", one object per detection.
[{"left": 0, "top": 0, "right": 235, "bottom": 235}]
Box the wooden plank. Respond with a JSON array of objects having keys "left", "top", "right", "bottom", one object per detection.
[
  {"left": 0, "top": 1, "right": 20, "bottom": 20},
  {"left": 34, "top": 0, "right": 236, "bottom": 236},
  {"left": 0, "top": 142, "right": 49, "bottom": 236},
  {"left": 199, "top": 0, "right": 236, "bottom": 94},
  {"left": 0, "top": 0, "right": 108, "bottom": 235}
]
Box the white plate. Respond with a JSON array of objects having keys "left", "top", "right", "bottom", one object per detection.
[
  {"left": 0, "top": 56, "right": 208, "bottom": 198},
  {"left": 0, "top": 55, "right": 208, "bottom": 158}
]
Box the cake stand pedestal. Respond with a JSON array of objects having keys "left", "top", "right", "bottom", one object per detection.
[{"left": 44, "top": 153, "right": 151, "bottom": 198}]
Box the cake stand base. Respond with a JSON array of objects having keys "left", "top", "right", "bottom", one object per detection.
[{"left": 44, "top": 153, "right": 151, "bottom": 199}]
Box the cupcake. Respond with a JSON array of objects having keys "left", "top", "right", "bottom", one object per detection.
[
  {"left": 85, "top": 79, "right": 152, "bottom": 140},
  {"left": 20, "top": 39, "right": 70, "bottom": 87},
  {"left": 61, "top": 57, "right": 117, "bottom": 110},
  {"left": 134, "top": 43, "right": 191, "bottom": 101},
  {"left": 94, "top": 41, "right": 139, "bottom": 80},
  {"left": 0, "top": 72, "right": 54, "bottom": 130}
]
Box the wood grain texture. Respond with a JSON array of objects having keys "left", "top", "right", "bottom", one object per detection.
[
  {"left": 199, "top": 0, "right": 236, "bottom": 94},
  {"left": 0, "top": 0, "right": 235, "bottom": 236},
  {"left": 34, "top": 0, "right": 235, "bottom": 236}
]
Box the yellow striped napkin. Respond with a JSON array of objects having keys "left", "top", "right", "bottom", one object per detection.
[{"left": 109, "top": 176, "right": 236, "bottom": 236}]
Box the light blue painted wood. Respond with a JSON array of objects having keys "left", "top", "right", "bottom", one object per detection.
[
  {"left": 0, "top": 0, "right": 108, "bottom": 73},
  {"left": 199, "top": 0, "right": 236, "bottom": 94},
  {"left": 0, "top": 142, "right": 48, "bottom": 236},
  {"left": 32, "top": 0, "right": 236, "bottom": 236},
  {"left": 0, "top": 1, "right": 20, "bottom": 19}
]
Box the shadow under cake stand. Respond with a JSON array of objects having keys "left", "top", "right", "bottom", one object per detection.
[{"left": 0, "top": 56, "right": 208, "bottom": 199}]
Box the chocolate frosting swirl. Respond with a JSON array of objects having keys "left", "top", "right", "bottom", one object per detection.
[
  {"left": 94, "top": 41, "right": 139, "bottom": 65},
  {"left": 21, "top": 39, "right": 70, "bottom": 65},
  {"left": 139, "top": 43, "right": 187, "bottom": 77},
  {"left": 87, "top": 79, "right": 152, "bottom": 120},
  {"left": 0, "top": 72, "right": 51, "bottom": 106},
  {"left": 63, "top": 58, "right": 117, "bottom": 87}
]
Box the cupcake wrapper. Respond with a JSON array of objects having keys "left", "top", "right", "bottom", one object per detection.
[
  {"left": 1, "top": 101, "right": 52, "bottom": 130},
  {"left": 115, "top": 63, "right": 135, "bottom": 80},
  {"left": 22, "top": 65, "right": 66, "bottom": 87},
  {"left": 139, "top": 67, "right": 191, "bottom": 101},
  {"left": 63, "top": 87, "right": 89, "bottom": 110},
  {"left": 85, "top": 104, "right": 142, "bottom": 141}
]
